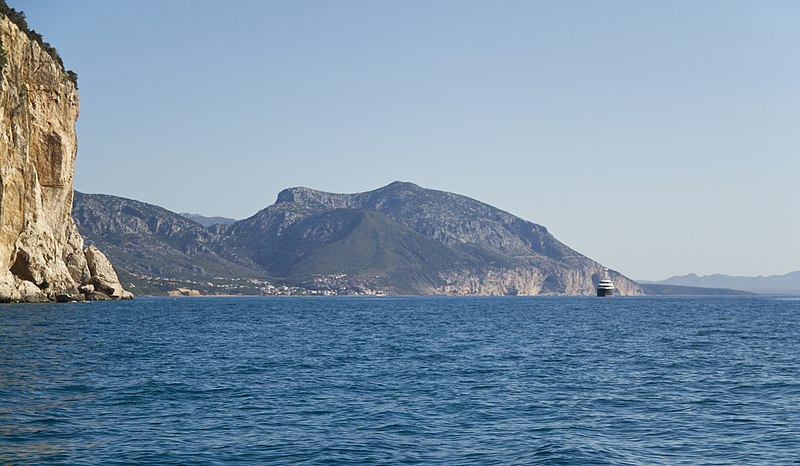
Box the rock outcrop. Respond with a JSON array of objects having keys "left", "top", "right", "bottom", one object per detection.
[
  {"left": 84, "top": 246, "right": 132, "bottom": 299},
  {"left": 0, "top": 13, "right": 130, "bottom": 302}
]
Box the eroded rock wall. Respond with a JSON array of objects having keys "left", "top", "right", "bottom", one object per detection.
[
  {"left": 439, "top": 264, "right": 642, "bottom": 296},
  {"left": 0, "top": 16, "right": 129, "bottom": 302}
]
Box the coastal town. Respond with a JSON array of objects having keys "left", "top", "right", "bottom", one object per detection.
[{"left": 126, "top": 272, "right": 387, "bottom": 297}]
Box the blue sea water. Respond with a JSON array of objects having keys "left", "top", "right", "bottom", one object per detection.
[{"left": 1, "top": 296, "right": 799, "bottom": 465}]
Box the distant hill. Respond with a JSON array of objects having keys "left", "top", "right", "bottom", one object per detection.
[
  {"left": 642, "top": 272, "right": 800, "bottom": 295},
  {"left": 179, "top": 213, "right": 237, "bottom": 227},
  {"left": 217, "top": 181, "right": 642, "bottom": 295},
  {"left": 640, "top": 284, "right": 757, "bottom": 296},
  {"left": 73, "top": 192, "right": 264, "bottom": 295},
  {"left": 74, "top": 182, "right": 643, "bottom": 296}
]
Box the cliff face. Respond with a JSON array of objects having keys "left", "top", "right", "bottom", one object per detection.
[
  {"left": 0, "top": 16, "right": 129, "bottom": 302},
  {"left": 439, "top": 265, "right": 640, "bottom": 296}
]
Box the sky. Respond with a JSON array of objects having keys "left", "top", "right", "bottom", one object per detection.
[{"left": 10, "top": 0, "right": 800, "bottom": 280}]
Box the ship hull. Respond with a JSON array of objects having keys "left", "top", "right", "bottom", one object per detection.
[{"left": 597, "top": 288, "right": 614, "bottom": 297}]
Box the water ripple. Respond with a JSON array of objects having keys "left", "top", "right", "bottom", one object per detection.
[{"left": 1, "top": 296, "right": 799, "bottom": 464}]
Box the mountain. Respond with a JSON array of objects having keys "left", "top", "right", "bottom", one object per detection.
[
  {"left": 643, "top": 272, "right": 800, "bottom": 295},
  {"left": 640, "top": 284, "right": 757, "bottom": 296},
  {"left": 73, "top": 192, "right": 265, "bottom": 295},
  {"left": 217, "top": 181, "right": 642, "bottom": 295},
  {"left": 74, "top": 182, "right": 642, "bottom": 296},
  {"left": 0, "top": 6, "right": 129, "bottom": 302},
  {"left": 179, "top": 213, "right": 237, "bottom": 227}
]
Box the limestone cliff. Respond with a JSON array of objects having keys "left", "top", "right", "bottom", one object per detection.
[
  {"left": 0, "top": 14, "right": 130, "bottom": 302},
  {"left": 439, "top": 265, "right": 640, "bottom": 296}
]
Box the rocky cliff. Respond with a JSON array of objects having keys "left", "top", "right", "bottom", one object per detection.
[{"left": 0, "top": 12, "right": 129, "bottom": 302}]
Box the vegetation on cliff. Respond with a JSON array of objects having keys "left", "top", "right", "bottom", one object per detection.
[{"left": 0, "top": 0, "right": 77, "bottom": 87}]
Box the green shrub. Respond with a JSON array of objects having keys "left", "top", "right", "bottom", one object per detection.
[
  {"left": 0, "top": 0, "right": 78, "bottom": 87},
  {"left": 67, "top": 70, "right": 78, "bottom": 88}
]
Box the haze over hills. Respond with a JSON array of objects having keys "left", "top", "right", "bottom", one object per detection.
[
  {"left": 638, "top": 284, "right": 756, "bottom": 296},
  {"left": 179, "top": 213, "right": 237, "bottom": 227},
  {"left": 642, "top": 272, "right": 800, "bottom": 295},
  {"left": 74, "top": 182, "right": 642, "bottom": 296}
]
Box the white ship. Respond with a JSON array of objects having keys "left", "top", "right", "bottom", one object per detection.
[{"left": 597, "top": 268, "right": 615, "bottom": 297}]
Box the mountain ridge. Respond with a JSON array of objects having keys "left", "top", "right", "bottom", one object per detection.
[
  {"left": 75, "top": 182, "right": 643, "bottom": 296},
  {"left": 640, "top": 283, "right": 757, "bottom": 296},
  {"left": 73, "top": 191, "right": 265, "bottom": 295},
  {"left": 642, "top": 272, "right": 800, "bottom": 295},
  {"left": 253, "top": 181, "right": 581, "bottom": 260},
  {"left": 179, "top": 213, "right": 237, "bottom": 227}
]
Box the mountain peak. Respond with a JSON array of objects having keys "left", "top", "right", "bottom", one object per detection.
[
  {"left": 275, "top": 186, "right": 351, "bottom": 210},
  {"left": 276, "top": 186, "right": 312, "bottom": 203},
  {"left": 381, "top": 181, "right": 421, "bottom": 191},
  {"left": 275, "top": 182, "right": 424, "bottom": 209}
]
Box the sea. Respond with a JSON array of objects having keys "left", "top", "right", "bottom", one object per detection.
[{"left": 1, "top": 296, "right": 799, "bottom": 465}]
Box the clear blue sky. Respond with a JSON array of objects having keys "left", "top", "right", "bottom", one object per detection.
[{"left": 11, "top": 0, "right": 800, "bottom": 280}]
